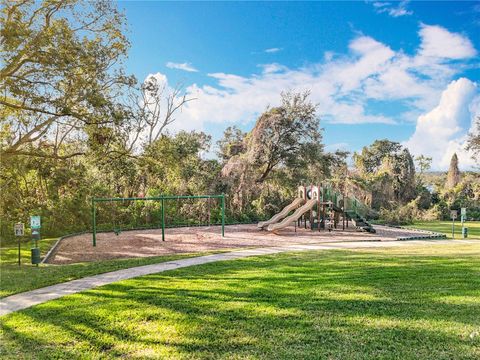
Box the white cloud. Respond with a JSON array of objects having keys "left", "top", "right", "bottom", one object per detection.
[
  {"left": 361, "top": 25, "right": 477, "bottom": 110},
  {"left": 180, "top": 53, "right": 398, "bottom": 128},
  {"left": 146, "top": 24, "right": 477, "bottom": 169},
  {"left": 166, "top": 62, "right": 198, "bottom": 72},
  {"left": 324, "top": 51, "right": 335, "bottom": 61},
  {"left": 404, "top": 78, "right": 479, "bottom": 170},
  {"left": 264, "top": 47, "right": 282, "bottom": 53},
  {"left": 418, "top": 24, "right": 477, "bottom": 60},
  {"left": 258, "top": 63, "right": 289, "bottom": 74},
  {"left": 335, "top": 36, "right": 395, "bottom": 93},
  {"left": 372, "top": 1, "right": 412, "bottom": 17}
]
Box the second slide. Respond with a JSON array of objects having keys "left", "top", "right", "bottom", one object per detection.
[
  {"left": 267, "top": 199, "right": 317, "bottom": 232},
  {"left": 257, "top": 197, "right": 305, "bottom": 229}
]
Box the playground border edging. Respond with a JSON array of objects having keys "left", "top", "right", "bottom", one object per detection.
[
  {"left": 41, "top": 231, "right": 89, "bottom": 264},
  {"left": 385, "top": 225, "right": 447, "bottom": 241}
]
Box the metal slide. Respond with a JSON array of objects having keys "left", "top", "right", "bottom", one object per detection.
[
  {"left": 267, "top": 199, "right": 317, "bottom": 232},
  {"left": 257, "top": 197, "right": 305, "bottom": 229}
]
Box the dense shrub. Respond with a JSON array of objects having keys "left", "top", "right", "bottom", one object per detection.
[{"left": 379, "top": 198, "right": 420, "bottom": 225}]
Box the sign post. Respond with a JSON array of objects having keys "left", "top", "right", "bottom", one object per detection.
[
  {"left": 461, "top": 208, "right": 467, "bottom": 239},
  {"left": 30, "top": 215, "right": 41, "bottom": 265},
  {"left": 14, "top": 223, "right": 25, "bottom": 266},
  {"left": 450, "top": 210, "right": 457, "bottom": 239}
]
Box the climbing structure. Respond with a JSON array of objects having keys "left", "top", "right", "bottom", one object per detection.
[{"left": 258, "top": 184, "right": 375, "bottom": 233}]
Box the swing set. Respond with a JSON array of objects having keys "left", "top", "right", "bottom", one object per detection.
[{"left": 91, "top": 195, "right": 226, "bottom": 246}]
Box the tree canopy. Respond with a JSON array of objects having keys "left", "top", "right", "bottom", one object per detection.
[
  {"left": 353, "top": 139, "right": 402, "bottom": 175},
  {"left": 351, "top": 140, "right": 417, "bottom": 209},
  {"left": 1, "top": 0, "right": 135, "bottom": 160},
  {"left": 245, "top": 91, "right": 322, "bottom": 182},
  {"left": 466, "top": 116, "right": 480, "bottom": 165}
]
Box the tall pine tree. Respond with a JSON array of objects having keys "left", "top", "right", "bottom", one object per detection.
[{"left": 446, "top": 153, "right": 461, "bottom": 189}]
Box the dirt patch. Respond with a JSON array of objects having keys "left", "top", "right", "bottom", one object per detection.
[{"left": 47, "top": 224, "right": 427, "bottom": 264}]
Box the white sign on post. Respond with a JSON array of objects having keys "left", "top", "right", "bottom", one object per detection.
[
  {"left": 450, "top": 210, "right": 457, "bottom": 220},
  {"left": 461, "top": 208, "right": 466, "bottom": 217},
  {"left": 30, "top": 215, "right": 41, "bottom": 229},
  {"left": 14, "top": 223, "right": 24, "bottom": 236}
]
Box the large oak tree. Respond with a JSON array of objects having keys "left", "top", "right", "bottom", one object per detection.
[{"left": 0, "top": 0, "right": 135, "bottom": 160}]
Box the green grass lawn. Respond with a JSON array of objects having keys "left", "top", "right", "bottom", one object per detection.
[
  {"left": 1, "top": 243, "right": 479, "bottom": 359},
  {"left": 411, "top": 221, "right": 480, "bottom": 239},
  {"left": 0, "top": 236, "right": 59, "bottom": 265},
  {"left": 0, "top": 238, "right": 215, "bottom": 298}
]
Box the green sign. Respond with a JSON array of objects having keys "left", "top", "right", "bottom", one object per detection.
[{"left": 30, "top": 215, "right": 41, "bottom": 229}]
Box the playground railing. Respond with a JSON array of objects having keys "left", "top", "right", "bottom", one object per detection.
[{"left": 344, "top": 195, "right": 369, "bottom": 219}]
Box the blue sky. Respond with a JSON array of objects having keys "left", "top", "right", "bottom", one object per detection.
[{"left": 119, "top": 1, "right": 480, "bottom": 170}]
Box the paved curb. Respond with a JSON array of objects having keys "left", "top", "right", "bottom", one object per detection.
[{"left": 1, "top": 239, "right": 475, "bottom": 317}]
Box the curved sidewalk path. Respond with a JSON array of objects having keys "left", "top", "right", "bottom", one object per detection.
[{"left": 1, "top": 239, "right": 475, "bottom": 316}]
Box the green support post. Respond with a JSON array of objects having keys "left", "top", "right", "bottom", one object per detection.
[
  {"left": 221, "top": 194, "right": 225, "bottom": 237},
  {"left": 161, "top": 198, "right": 165, "bottom": 241},
  {"left": 92, "top": 198, "right": 97, "bottom": 247},
  {"left": 452, "top": 218, "right": 455, "bottom": 239}
]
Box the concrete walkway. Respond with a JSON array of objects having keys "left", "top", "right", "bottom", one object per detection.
[{"left": 0, "top": 239, "right": 476, "bottom": 316}]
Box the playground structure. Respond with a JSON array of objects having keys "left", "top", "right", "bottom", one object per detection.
[
  {"left": 45, "top": 187, "right": 449, "bottom": 265},
  {"left": 258, "top": 185, "right": 375, "bottom": 233},
  {"left": 90, "top": 188, "right": 373, "bottom": 251}
]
